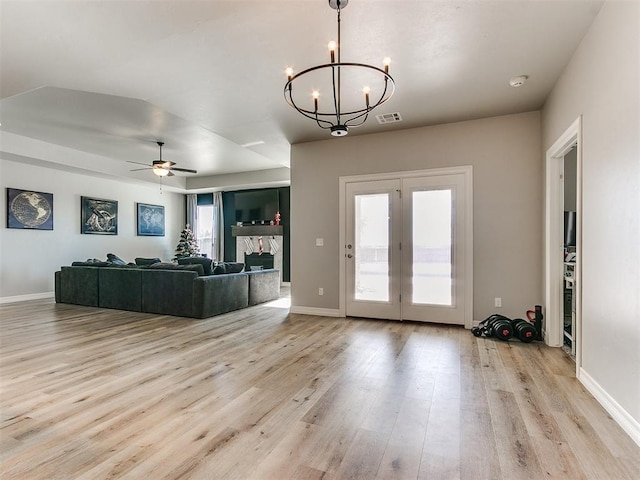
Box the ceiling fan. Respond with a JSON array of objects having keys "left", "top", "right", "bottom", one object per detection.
[{"left": 129, "top": 141, "right": 197, "bottom": 177}]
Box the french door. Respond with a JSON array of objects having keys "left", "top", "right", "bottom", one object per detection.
[{"left": 344, "top": 170, "right": 471, "bottom": 325}]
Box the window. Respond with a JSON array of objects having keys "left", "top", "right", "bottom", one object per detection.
[{"left": 197, "top": 205, "right": 214, "bottom": 259}]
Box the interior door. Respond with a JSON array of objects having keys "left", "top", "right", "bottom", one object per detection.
[{"left": 345, "top": 173, "right": 467, "bottom": 325}]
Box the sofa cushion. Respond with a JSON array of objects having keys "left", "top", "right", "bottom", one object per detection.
[
  {"left": 178, "top": 256, "right": 213, "bottom": 275},
  {"left": 148, "top": 262, "right": 205, "bottom": 276},
  {"left": 106, "top": 253, "right": 127, "bottom": 266},
  {"left": 135, "top": 257, "right": 161, "bottom": 266}
]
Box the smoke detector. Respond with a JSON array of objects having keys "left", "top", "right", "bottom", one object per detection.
[{"left": 509, "top": 75, "right": 529, "bottom": 87}]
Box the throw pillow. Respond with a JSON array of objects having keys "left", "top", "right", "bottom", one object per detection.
[
  {"left": 106, "top": 253, "right": 127, "bottom": 266},
  {"left": 71, "top": 261, "right": 111, "bottom": 267},
  {"left": 148, "top": 262, "right": 205, "bottom": 276},
  {"left": 178, "top": 256, "right": 213, "bottom": 276},
  {"left": 225, "top": 262, "right": 245, "bottom": 274},
  {"left": 135, "top": 257, "right": 161, "bottom": 266},
  {"left": 212, "top": 263, "right": 227, "bottom": 275}
]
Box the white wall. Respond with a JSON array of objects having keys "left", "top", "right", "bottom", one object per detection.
[
  {"left": 291, "top": 111, "right": 542, "bottom": 321},
  {"left": 0, "top": 158, "right": 184, "bottom": 300},
  {"left": 542, "top": 1, "right": 639, "bottom": 430}
]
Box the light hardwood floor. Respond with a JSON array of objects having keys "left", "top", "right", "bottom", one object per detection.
[{"left": 1, "top": 297, "right": 638, "bottom": 480}]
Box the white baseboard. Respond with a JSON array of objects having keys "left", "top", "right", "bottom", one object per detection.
[
  {"left": 289, "top": 306, "right": 342, "bottom": 317},
  {"left": 579, "top": 367, "right": 640, "bottom": 447},
  {"left": 0, "top": 291, "right": 54, "bottom": 305}
]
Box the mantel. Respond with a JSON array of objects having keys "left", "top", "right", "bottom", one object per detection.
[{"left": 231, "top": 225, "right": 283, "bottom": 237}]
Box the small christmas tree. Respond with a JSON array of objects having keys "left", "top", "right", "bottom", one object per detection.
[{"left": 174, "top": 224, "right": 200, "bottom": 260}]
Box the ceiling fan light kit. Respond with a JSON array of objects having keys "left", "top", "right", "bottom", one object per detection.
[{"left": 283, "top": 0, "right": 395, "bottom": 136}]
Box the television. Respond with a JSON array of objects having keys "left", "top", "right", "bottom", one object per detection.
[
  {"left": 235, "top": 189, "right": 280, "bottom": 224},
  {"left": 564, "top": 211, "right": 576, "bottom": 247}
]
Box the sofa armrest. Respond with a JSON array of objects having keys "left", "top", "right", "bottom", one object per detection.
[
  {"left": 60, "top": 266, "right": 99, "bottom": 306},
  {"left": 54, "top": 271, "right": 61, "bottom": 303},
  {"left": 192, "top": 273, "right": 248, "bottom": 318},
  {"left": 246, "top": 269, "right": 280, "bottom": 306}
]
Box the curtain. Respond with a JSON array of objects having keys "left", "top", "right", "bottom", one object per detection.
[
  {"left": 212, "top": 192, "right": 224, "bottom": 261},
  {"left": 186, "top": 194, "right": 198, "bottom": 240}
]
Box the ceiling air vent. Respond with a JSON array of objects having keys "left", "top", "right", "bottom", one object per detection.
[{"left": 376, "top": 112, "right": 403, "bottom": 124}]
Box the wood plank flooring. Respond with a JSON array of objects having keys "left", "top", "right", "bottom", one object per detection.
[{"left": 1, "top": 298, "right": 638, "bottom": 479}]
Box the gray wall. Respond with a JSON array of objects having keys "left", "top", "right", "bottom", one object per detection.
[
  {"left": 0, "top": 158, "right": 184, "bottom": 299},
  {"left": 564, "top": 148, "right": 577, "bottom": 212},
  {"left": 291, "top": 111, "right": 542, "bottom": 321},
  {"left": 542, "top": 1, "right": 639, "bottom": 425}
]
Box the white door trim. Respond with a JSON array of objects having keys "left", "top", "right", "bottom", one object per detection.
[
  {"left": 339, "top": 166, "right": 473, "bottom": 329},
  {"left": 544, "top": 116, "right": 582, "bottom": 373}
]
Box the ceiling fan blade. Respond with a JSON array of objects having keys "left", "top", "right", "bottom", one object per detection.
[
  {"left": 130, "top": 167, "right": 152, "bottom": 171},
  {"left": 167, "top": 171, "right": 175, "bottom": 177},
  {"left": 153, "top": 160, "right": 175, "bottom": 167},
  {"left": 127, "top": 160, "right": 151, "bottom": 167},
  {"left": 170, "top": 167, "right": 198, "bottom": 174}
]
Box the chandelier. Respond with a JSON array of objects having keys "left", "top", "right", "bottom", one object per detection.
[{"left": 284, "top": 0, "right": 395, "bottom": 137}]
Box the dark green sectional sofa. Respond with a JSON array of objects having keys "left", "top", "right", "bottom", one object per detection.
[{"left": 54, "top": 265, "right": 280, "bottom": 319}]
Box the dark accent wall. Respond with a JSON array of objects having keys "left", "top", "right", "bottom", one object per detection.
[{"left": 222, "top": 187, "right": 290, "bottom": 282}]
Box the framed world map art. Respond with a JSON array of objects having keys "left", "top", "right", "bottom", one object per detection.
[
  {"left": 6, "top": 188, "right": 54, "bottom": 230},
  {"left": 137, "top": 203, "right": 165, "bottom": 236}
]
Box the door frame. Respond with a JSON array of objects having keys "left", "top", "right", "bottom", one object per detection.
[
  {"left": 544, "top": 116, "right": 582, "bottom": 373},
  {"left": 338, "top": 166, "right": 474, "bottom": 328}
]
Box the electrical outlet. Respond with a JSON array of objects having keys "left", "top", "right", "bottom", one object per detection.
[
  {"left": 495, "top": 297, "right": 502, "bottom": 308},
  {"left": 316, "top": 238, "right": 324, "bottom": 246},
  {"left": 318, "top": 287, "right": 324, "bottom": 296}
]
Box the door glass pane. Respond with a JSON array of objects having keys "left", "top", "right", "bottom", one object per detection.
[
  {"left": 355, "top": 193, "right": 389, "bottom": 301},
  {"left": 412, "top": 189, "right": 452, "bottom": 305}
]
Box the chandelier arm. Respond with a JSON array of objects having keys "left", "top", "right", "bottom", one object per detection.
[
  {"left": 336, "top": 4, "right": 342, "bottom": 126},
  {"left": 285, "top": 86, "right": 335, "bottom": 129},
  {"left": 331, "top": 64, "right": 341, "bottom": 126},
  {"left": 287, "top": 95, "right": 332, "bottom": 127},
  {"left": 315, "top": 117, "right": 335, "bottom": 130},
  {"left": 366, "top": 78, "right": 392, "bottom": 111},
  {"left": 344, "top": 112, "right": 370, "bottom": 128}
]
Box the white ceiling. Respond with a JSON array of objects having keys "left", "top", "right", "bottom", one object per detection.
[{"left": 0, "top": 0, "right": 604, "bottom": 190}]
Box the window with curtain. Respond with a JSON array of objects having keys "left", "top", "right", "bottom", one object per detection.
[
  {"left": 195, "top": 193, "right": 223, "bottom": 261},
  {"left": 196, "top": 204, "right": 214, "bottom": 259}
]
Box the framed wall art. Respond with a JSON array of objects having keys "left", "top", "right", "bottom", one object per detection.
[
  {"left": 81, "top": 196, "right": 118, "bottom": 235},
  {"left": 6, "top": 188, "right": 54, "bottom": 230},
  {"left": 137, "top": 203, "right": 165, "bottom": 236}
]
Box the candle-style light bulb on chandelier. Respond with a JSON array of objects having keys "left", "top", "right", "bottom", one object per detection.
[{"left": 284, "top": 0, "right": 395, "bottom": 137}]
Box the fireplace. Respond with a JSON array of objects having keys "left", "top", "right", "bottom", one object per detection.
[
  {"left": 232, "top": 228, "right": 283, "bottom": 284},
  {"left": 245, "top": 253, "right": 274, "bottom": 271}
]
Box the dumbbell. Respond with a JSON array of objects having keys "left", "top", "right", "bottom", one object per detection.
[
  {"left": 511, "top": 318, "right": 537, "bottom": 343},
  {"left": 487, "top": 315, "right": 513, "bottom": 341}
]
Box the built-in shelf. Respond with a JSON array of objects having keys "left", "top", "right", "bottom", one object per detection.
[{"left": 231, "top": 225, "right": 283, "bottom": 237}]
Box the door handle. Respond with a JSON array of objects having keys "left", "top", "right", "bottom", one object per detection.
[{"left": 347, "top": 254, "right": 353, "bottom": 258}]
